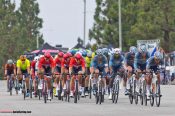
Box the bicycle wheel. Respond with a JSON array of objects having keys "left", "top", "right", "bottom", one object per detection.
[
  {"left": 155, "top": 81, "right": 161, "bottom": 107},
  {"left": 15, "top": 79, "right": 18, "bottom": 95},
  {"left": 58, "top": 80, "right": 62, "bottom": 100},
  {"left": 99, "top": 83, "right": 102, "bottom": 104},
  {"left": 89, "top": 79, "right": 92, "bottom": 99},
  {"left": 74, "top": 80, "right": 78, "bottom": 103},
  {"left": 150, "top": 90, "right": 154, "bottom": 107},
  {"left": 112, "top": 85, "right": 116, "bottom": 103},
  {"left": 95, "top": 92, "right": 99, "bottom": 104},
  {"left": 143, "top": 80, "right": 147, "bottom": 106},
  {"left": 44, "top": 81, "right": 47, "bottom": 103},
  {"left": 23, "top": 81, "right": 26, "bottom": 100},
  {"left": 129, "top": 83, "right": 133, "bottom": 104},
  {"left": 67, "top": 80, "right": 70, "bottom": 102},
  {"left": 115, "top": 80, "right": 119, "bottom": 104},
  {"left": 134, "top": 80, "right": 138, "bottom": 105},
  {"left": 30, "top": 79, "right": 33, "bottom": 98},
  {"left": 9, "top": 79, "right": 12, "bottom": 96}
]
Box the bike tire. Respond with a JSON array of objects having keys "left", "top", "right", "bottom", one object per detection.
[
  {"left": 143, "top": 80, "right": 147, "bottom": 106},
  {"left": 155, "top": 81, "right": 161, "bottom": 107},
  {"left": 74, "top": 80, "right": 78, "bottom": 103},
  {"left": 9, "top": 79, "right": 12, "bottom": 96},
  {"left": 30, "top": 80, "right": 33, "bottom": 99},
  {"left": 89, "top": 80, "right": 92, "bottom": 99},
  {"left": 115, "top": 80, "right": 119, "bottom": 104}
]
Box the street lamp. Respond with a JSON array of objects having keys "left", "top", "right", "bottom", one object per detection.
[
  {"left": 83, "top": 0, "right": 86, "bottom": 48},
  {"left": 118, "top": 0, "right": 122, "bottom": 50}
]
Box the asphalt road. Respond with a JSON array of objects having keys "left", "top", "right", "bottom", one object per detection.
[{"left": 0, "top": 80, "right": 175, "bottom": 116}]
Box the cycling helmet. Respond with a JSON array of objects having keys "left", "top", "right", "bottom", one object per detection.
[
  {"left": 140, "top": 44, "right": 147, "bottom": 53},
  {"left": 69, "top": 49, "right": 77, "bottom": 56},
  {"left": 154, "top": 51, "right": 162, "bottom": 60},
  {"left": 63, "top": 53, "right": 69, "bottom": 59},
  {"left": 34, "top": 56, "right": 40, "bottom": 61},
  {"left": 44, "top": 52, "right": 51, "bottom": 59},
  {"left": 87, "top": 51, "right": 92, "bottom": 57},
  {"left": 20, "top": 55, "right": 26, "bottom": 61},
  {"left": 114, "top": 48, "right": 121, "bottom": 55},
  {"left": 102, "top": 48, "right": 109, "bottom": 55},
  {"left": 67, "top": 52, "right": 72, "bottom": 57},
  {"left": 58, "top": 52, "right": 64, "bottom": 57},
  {"left": 7, "top": 59, "right": 13, "bottom": 64},
  {"left": 129, "top": 46, "right": 137, "bottom": 54},
  {"left": 96, "top": 49, "right": 103, "bottom": 55},
  {"left": 75, "top": 53, "right": 82, "bottom": 59},
  {"left": 82, "top": 51, "right": 87, "bottom": 57}
]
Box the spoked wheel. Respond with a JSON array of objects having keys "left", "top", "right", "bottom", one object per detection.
[
  {"left": 58, "top": 80, "right": 62, "bottom": 100},
  {"left": 135, "top": 94, "right": 138, "bottom": 105},
  {"left": 9, "top": 79, "right": 12, "bottom": 96},
  {"left": 150, "top": 93, "right": 154, "bottom": 107},
  {"left": 74, "top": 81, "right": 78, "bottom": 103},
  {"left": 134, "top": 80, "right": 138, "bottom": 105},
  {"left": 23, "top": 83, "right": 26, "bottom": 100},
  {"left": 112, "top": 92, "right": 116, "bottom": 103},
  {"left": 89, "top": 80, "right": 92, "bottom": 99},
  {"left": 143, "top": 80, "right": 147, "bottom": 106},
  {"left": 44, "top": 81, "right": 47, "bottom": 103},
  {"left": 98, "top": 81, "right": 103, "bottom": 104},
  {"left": 30, "top": 80, "right": 33, "bottom": 99},
  {"left": 155, "top": 81, "right": 161, "bottom": 107},
  {"left": 38, "top": 89, "right": 41, "bottom": 100},
  {"left": 15, "top": 79, "right": 19, "bottom": 95},
  {"left": 115, "top": 80, "right": 119, "bottom": 104},
  {"left": 129, "top": 84, "right": 133, "bottom": 104},
  {"left": 95, "top": 92, "right": 99, "bottom": 104}
]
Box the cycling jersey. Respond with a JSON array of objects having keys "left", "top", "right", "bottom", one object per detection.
[
  {"left": 5, "top": 64, "right": 16, "bottom": 75},
  {"left": 61, "top": 58, "right": 71, "bottom": 69},
  {"left": 54, "top": 57, "right": 62, "bottom": 73},
  {"left": 16, "top": 59, "right": 30, "bottom": 71},
  {"left": 69, "top": 57, "right": 85, "bottom": 68},
  {"left": 85, "top": 57, "right": 92, "bottom": 68},
  {"left": 146, "top": 56, "right": 164, "bottom": 72},
  {"left": 38, "top": 56, "right": 54, "bottom": 69},
  {"left": 109, "top": 55, "right": 124, "bottom": 69},
  {"left": 91, "top": 55, "right": 108, "bottom": 69},
  {"left": 134, "top": 52, "right": 150, "bottom": 70},
  {"left": 125, "top": 52, "right": 135, "bottom": 68}
]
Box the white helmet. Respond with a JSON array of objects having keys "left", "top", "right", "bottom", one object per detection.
[
  {"left": 113, "top": 48, "right": 121, "bottom": 55},
  {"left": 34, "top": 56, "right": 40, "bottom": 61},
  {"left": 87, "top": 51, "right": 92, "bottom": 57}
]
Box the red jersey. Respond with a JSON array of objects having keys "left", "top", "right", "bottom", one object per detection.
[
  {"left": 38, "top": 56, "right": 54, "bottom": 69},
  {"left": 69, "top": 57, "right": 85, "bottom": 68},
  {"left": 31, "top": 60, "right": 36, "bottom": 69},
  {"left": 54, "top": 57, "right": 62, "bottom": 67},
  {"left": 61, "top": 58, "right": 71, "bottom": 68}
]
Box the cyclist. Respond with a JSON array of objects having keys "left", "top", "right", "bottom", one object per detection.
[
  {"left": 16, "top": 55, "right": 31, "bottom": 97},
  {"left": 30, "top": 56, "right": 40, "bottom": 97},
  {"left": 134, "top": 44, "right": 150, "bottom": 93},
  {"left": 5, "top": 59, "right": 16, "bottom": 92},
  {"left": 69, "top": 53, "right": 86, "bottom": 97},
  {"left": 84, "top": 51, "right": 93, "bottom": 95},
  {"left": 146, "top": 51, "right": 163, "bottom": 96},
  {"left": 108, "top": 48, "right": 125, "bottom": 99},
  {"left": 38, "top": 52, "right": 55, "bottom": 100},
  {"left": 60, "top": 53, "right": 72, "bottom": 96},
  {"left": 90, "top": 49, "right": 108, "bottom": 95},
  {"left": 54, "top": 52, "right": 64, "bottom": 97},
  {"left": 125, "top": 46, "right": 137, "bottom": 93}
]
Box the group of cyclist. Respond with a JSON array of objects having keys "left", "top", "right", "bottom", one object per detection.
[{"left": 4, "top": 44, "right": 164, "bottom": 101}]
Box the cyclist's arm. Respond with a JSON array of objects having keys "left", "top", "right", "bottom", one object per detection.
[
  {"left": 13, "top": 64, "right": 16, "bottom": 75},
  {"left": 26, "top": 60, "right": 31, "bottom": 74},
  {"left": 134, "top": 53, "right": 138, "bottom": 70},
  {"left": 4, "top": 64, "right": 7, "bottom": 76}
]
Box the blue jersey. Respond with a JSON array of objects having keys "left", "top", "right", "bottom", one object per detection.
[
  {"left": 146, "top": 56, "right": 164, "bottom": 69},
  {"left": 91, "top": 55, "right": 108, "bottom": 68},
  {"left": 125, "top": 52, "right": 135, "bottom": 66},
  {"left": 134, "top": 52, "right": 150, "bottom": 69},
  {"left": 109, "top": 55, "right": 124, "bottom": 68}
]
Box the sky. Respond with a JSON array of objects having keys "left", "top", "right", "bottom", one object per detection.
[{"left": 35, "top": 0, "right": 96, "bottom": 48}]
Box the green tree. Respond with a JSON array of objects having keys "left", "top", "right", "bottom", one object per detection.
[{"left": 89, "top": 0, "right": 139, "bottom": 51}]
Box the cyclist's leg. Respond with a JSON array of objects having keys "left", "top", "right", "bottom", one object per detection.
[{"left": 85, "top": 67, "right": 90, "bottom": 95}]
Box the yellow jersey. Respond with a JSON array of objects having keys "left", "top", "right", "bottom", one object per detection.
[{"left": 16, "top": 59, "right": 30, "bottom": 70}]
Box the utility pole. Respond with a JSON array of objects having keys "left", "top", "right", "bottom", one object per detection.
[
  {"left": 118, "top": 0, "right": 122, "bottom": 50},
  {"left": 83, "top": 0, "right": 86, "bottom": 48}
]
